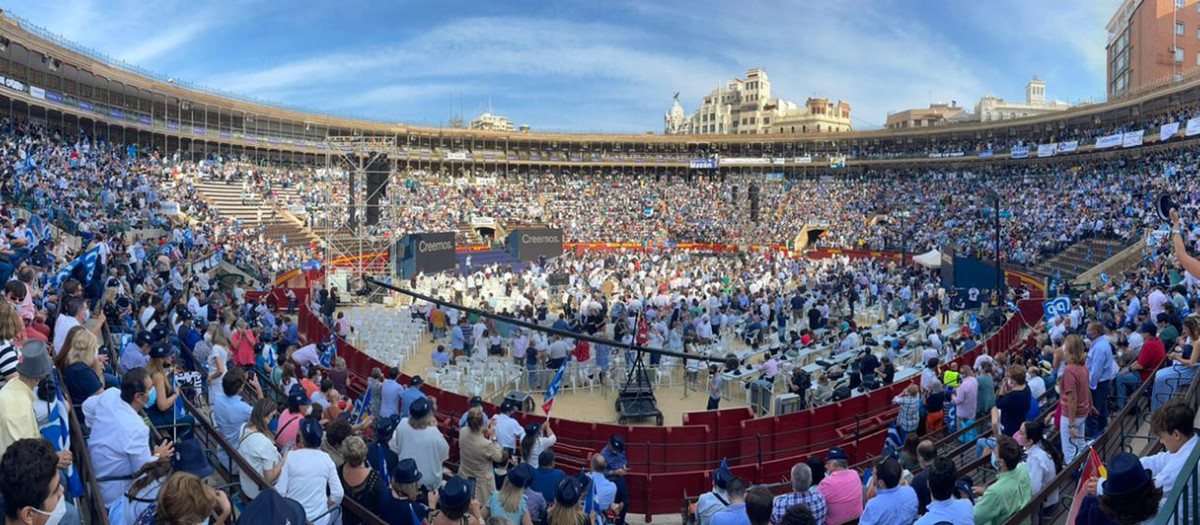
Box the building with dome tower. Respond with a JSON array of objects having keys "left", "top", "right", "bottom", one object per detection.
[{"left": 664, "top": 68, "right": 851, "bottom": 135}]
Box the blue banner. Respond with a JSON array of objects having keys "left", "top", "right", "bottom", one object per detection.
[
  {"left": 45, "top": 90, "right": 63, "bottom": 103},
  {"left": 1010, "top": 146, "right": 1030, "bottom": 159},
  {"left": 108, "top": 109, "right": 125, "bottom": 119},
  {"left": 689, "top": 158, "right": 718, "bottom": 169},
  {"left": 978, "top": 149, "right": 994, "bottom": 158},
  {"left": 78, "top": 101, "right": 93, "bottom": 111},
  {"left": 1042, "top": 296, "right": 1070, "bottom": 321}
]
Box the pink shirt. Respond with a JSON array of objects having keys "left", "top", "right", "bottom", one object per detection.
[
  {"left": 954, "top": 376, "right": 979, "bottom": 419},
  {"left": 274, "top": 410, "right": 305, "bottom": 450},
  {"left": 818, "top": 469, "right": 863, "bottom": 524},
  {"left": 16, "top": 283, "right": 34, "bottom": 323},
  {"left": 758, "top": 358, "right": 780, "bottom": 379}
]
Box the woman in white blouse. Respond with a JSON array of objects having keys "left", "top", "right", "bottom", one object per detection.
[
  {"left": 277, "top": 418, "right": 343, "bottom": 525},
  {"left": 1017, "top": 419, "right": 1061, "bottom": 521}
]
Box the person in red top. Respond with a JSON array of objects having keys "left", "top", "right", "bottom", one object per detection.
[
  {"left": 1116, "top": 322, "right": 1167, "bottom": 409},
  {"left": 230, "top": 319, "right": 259, "bottom": 367}
]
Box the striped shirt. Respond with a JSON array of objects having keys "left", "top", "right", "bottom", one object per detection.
[
  {"left": 771, "top": 490, "right": 827, "bottom": 525},
  {"left": 0, "top": 340, "right": 17, "bottom": 379}
]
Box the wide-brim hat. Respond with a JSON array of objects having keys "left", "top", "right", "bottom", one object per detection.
[
  {"left": 1158, "top": 193, "right": 1176, "bottom": 222},
  {"left": 439, "top": 477, "right": 472, "bottom": 509},
  {"left": 1103, "top": 452, "right": 1153, "bottom": 496}
]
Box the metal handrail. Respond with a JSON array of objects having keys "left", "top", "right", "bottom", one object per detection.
[{"left": 55, "top": 369, "right": 110, "bottom": 525}]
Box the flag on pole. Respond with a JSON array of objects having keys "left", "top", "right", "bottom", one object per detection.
[
  {"left": 583, "top": 474, "right": 600, "bottom": 525},
  {"left": 968, "top": 313, "right": 981, "bottom": 335},
  {"left": 41, "top": 384, "right": 84, "bottom": 498},
  {"left": 352, "top": 383, "right": 373, "bottom": 425},
  {"left": 541, "top": 360, "right": 569, "bottom": 415},
  {"left": 51, "top": 244, "right": 102, "bottom": 290},
  {"left": 1066, "top": 448, "right": 1104, "bottom": 524},
  {"left": 319, "top": 337, "right": 337, "bottom": 368}
]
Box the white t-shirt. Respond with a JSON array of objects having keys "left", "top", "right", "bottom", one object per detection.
[
  {"left": 53, "top": 314, "right": 82, "bottom": 355},
  {"left": 207, "top": 345, "right": 229, "bottom": 386},
  {"left": 237, "top": 426, "right": 282, "bottom": 500},
  {"left": 276, "top": 448, "right": 343, "bottom": 525}
]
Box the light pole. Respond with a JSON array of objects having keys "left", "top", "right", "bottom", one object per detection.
[{"left": 986, "top": 189, "right": 1005, "bottom": 305}]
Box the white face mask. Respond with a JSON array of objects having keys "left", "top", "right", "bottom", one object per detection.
[
  {"left": 203, "top": 333, "right": 213, "bottom": 343},
  {"left": 31, "top": 492, "right": 65, "bottom": 525}
]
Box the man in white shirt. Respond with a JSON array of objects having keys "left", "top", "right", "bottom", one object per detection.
[
  {"left": 493, "top": 401, "right": 527, "bottom": 452},
  {"left": 83, "top": 369, "right": 174, "bottom": 509},
  {"left": 53, "top": 296, "right": 103, "bottom": 355},
  {"left": 1093, "top": 401, "right": 1198, "bottom": 504},
  {"left": 277, "top": 419, "right": 344, "bottom": 525},
  {"left": 1148, "top": 284, "right": 1169, "bottom": 319}
]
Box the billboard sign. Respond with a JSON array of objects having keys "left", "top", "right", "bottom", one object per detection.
[
  {"left": 507, "top": 228, "right": 564, "bottom": 262},
  {"left": 394, "top": 232, "right": 456, "bottom": 278}
]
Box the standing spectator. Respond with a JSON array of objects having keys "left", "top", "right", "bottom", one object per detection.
[
  {"left": 908, "top": 440, "right": 937, "bottom": 514},
  {"left": 277, "top": 419, "right": 344, "bottom": 525},
  {"left": 914, "top": 457, "right": 974, "bottom": 525},
  {"left": 1152, "top": 315, "right": 1199, "bottom": 410},
  {"left": 0, "top": 341, "right": 54, "bottom": 457},
  {"left": 378, "top": 459, "right": 429, "bottom": 525},
  {"left": 493, "top": 401, "right": 527, "bottom": 453},
  {"left": 975, "top": 360, "right": 996, "bottom": 420},
  {"left": 769, "top": 462, "right": 826, "bottom": 525},
  {"left": 924, "top": 379, "right": 945, "bottom": 435},
  {"left": 485, "top": 461, "right": 534, "bottom": 525},
  {"left": 992, "top": 364, "right": 1031, "bottom": 438},
  {"left": 231, "top": 319, "right": 258, "bottom": 368},
  {"left": 432, "top": 477, "right": 484, "bottom": 525},
  {"left": 237, "top": 398, "right": 285, "bottom": 501},
  {"left": 860, "top": 457, "right": 917, "bottom": 525},
  {"left": 85, "top": 369, "right": 174, "bottom": 508},
  {"left": 973, "top": 435, "right": 1032, "bottom": 525},
  {"left": 390, "top": 398, "right": 449, "bottom": 492},
  {"left": 459, "top": 407, "right": 504, "bottom": 504},
  {"left": 206, "top": 324, "right": 231, "bottom": 396},
  {"left": 62, "top": 329, "right": 106, "bottom": 402},
  {"left": 817, "top": 447, "right": 862, "bottom": 524},
  {"left": 954, "top": 365, "right": 979, "bottom": 441},
  {"left": 399, "top": 376, "right": 428, "bottom": 419},
  {"left": 212, "top": 367, "right": 260, "bottom": 470},
  {"left": 380, "top": 367, "right": 403, "bottom": 419},
  {"left": 531, "top": 450, "right": 567, "bottom": 513},
  {"left": 1058, "top": 334, "right": 1091, "bottom": 463},
  {"left": 1084, "top": 321, "right": 1118, "bottom": 437},
  {"left": 1017, "top": 420, "right": 1060, "bottom": 520},
  {"left": 708, "top": 363, "right": 724, "bottom": 410},
  {"left": 340, "top": 436, "right": 384, "bottom": 525},
  {"left": 892, "top": 385, "right": 920, "bottom": 436},
  {"left": 519, "top": 422, "right": 556, "bottom": 468},
  {"left": 709, "top": 478, "right": 749, "bottom": 525}
]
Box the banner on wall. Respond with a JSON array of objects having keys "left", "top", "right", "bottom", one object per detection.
[
  {"left": 794, "top": 155, "right": 813, "bottom": 164},
  {"left": 927, "top": 151, "right": 965, "bottom": 159},
  {"left": 721, "top": 157, "right": 771, "bottom": 166},
  {"left": 1122, "top": 130, "right": 1144, "bottom": 148},
  {"left": 1010, "top": 146, "right": 1030, "bottom": 159},
  {"left": 829, "top": 156, "right": 846, "bottom": 168},
  {"left": 1161, "top": 121, "right": 1181, "bottom": 141},
  {"left": 1187, "top": 117, "right": 1200, "bottom": 137},
  {"left": 978, "top": 149, "right": 994, "bottom": 158},
  {"left": 1095, "top": 133, "right": 1122, "bottom": 148},
  {"left": 507, "top": 228, "right": 564, "bottom": 261},
  {"left": 689, "top": 158, "right": 718, "bottom": 169},
  {"left": 29, "top": 86, "right": 45, "bottom": 100},
  {"left": 394, "top": 232, "right": 456, "bottom": 279},
  {"left": 159, "top": 202, "right": 180, "bottom": 216},
  {"left": 445, "top": 152, "right": 467, "bottom": 160},
  {"left": 0, "top": 74, "right": 26, "bottom": 93},
  {"left": 1036, "top": 144, "right": 1056, "bottom": 158},
  {"left": 1057, "top": 141, "right": 1078, "bottom": 153}
]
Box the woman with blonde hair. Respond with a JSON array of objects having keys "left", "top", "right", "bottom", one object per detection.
[
  {"left": 63, "top": 328, "right": 106, "bottom": 402},
  {"left": 340, "top": 436, "right": 384, "bottom": 525},
  {"left": 546, "top": 476, "right": 588, "bottom": 525},
  {"left": 134, "top": 471, "right": 231, "bottom": 525},
  {"left": 389, "top": 397, "right": 449, "bottom": 493},
  {"left": 145, "top": 341, "right": 195, "bottom": 437},
  {"left": 484, "top": 466, "right": 533, "bottom": 525},
  {"left": 0, "top": 303, "right": 24, "bottom": 381},
  {"left": 1057, "top": 333, "right": 1092, "bottom": 464},
  {"left": 205, "top": 323, "right": 230, "bottom": 396}
]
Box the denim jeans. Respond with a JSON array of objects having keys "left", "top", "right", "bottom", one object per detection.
[
  {"left": 1114, "top": 371, "right": 1142, "bottom": 409},
  {"left": 1086, "top": 380, "right": 1112, "bottom": 437}
]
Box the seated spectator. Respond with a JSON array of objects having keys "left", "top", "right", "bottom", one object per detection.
[
  {"left": 744, "top": 486, "right": 774, "bottom": 525},
  {"left": 276, "top": 384, "right": 311, "bottom": 450},
  {"left": 1017, "top": 420, "right": 1061, "bottom": 518},
  {"left": 0, "top": 304, "right": 22, "bottom": 381},
  {"left": 277, "top": 419, "right": 343, "bottom": 525},
  {"left": 237, "top": 398, "right": 285, "bottom": 501},
  {"left": 817, "top": 447, "right": 862, "bottom": 524},
  {"left": 1152, "top": 316, "right": 1199, "bottom": 410},
  {"left": 135, "top": 471, "right": 231, "bottom": 524},
  {"left": 860, "top": 457, "right": 917, "bottom": 525},
  {"left": 485, "top": 458, "right": 534, "bottom": 525},
  {"left": 778, "top": 505, "right": 817, "bottom": 525},
  {"left": 86, "top": 367, "right": 176, "bottom": 507},
  {"left": 1116, "top": 322, "right": 1165, "bottom": 408},
  {"left": 340, "top": 436, "right": 384, "bottom": 525},
  {"left": 0, "top": 438, "right": 81, "bottom": 525},
  {"left": 0, "top": 341, "right": 56, "bottom": 457},
  {"left": 709, "top": 477, "right": 749, "bottom": 525},
  {"left": 367, "top": 415, "right": 400, "bottom": 481},
  {"left": 107, "top": 458, "right": 172, "bottom": 525},
  {"left": 509, "top": 464, "right": 546, "bottom": 524},
  {"left": 1077, "top": 452, "right": 1163, "bottom": 525},
  {"left": 770, "top": 462, "right": 826, "bottom": 525},
  {"left": 914, "top": 457, "right": 973, "bottom": 525},
  {"left": 973, "top": 435, "right": 1032, "bottom": 525}
]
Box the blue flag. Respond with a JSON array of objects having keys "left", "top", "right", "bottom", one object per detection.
[
  {"left": 52, "top": 244, "right": 101, "bottom": 290},
  {"left": 352, "top": 383, "right": 373, "bottom": 425},
  {"left": 969, "top": 313, "right": 981, "bottom": 335},
  {"left": 41, "top": 384, "right": 84, "bottom": 498},
  {"left": 170, "top": 374, "right": 188, "bottom": 422},
  {"left": 583, "top": 473, "right": 600, "bottom": 525},
  {"left": 319, "top": 337, "right": 337, "bottom": 368},
  {"left": 1006, "top": 301, "right": 1020, "bottom": 314},
  {"left": 541, "top": 360, "right": 568, "bottom": 415}
]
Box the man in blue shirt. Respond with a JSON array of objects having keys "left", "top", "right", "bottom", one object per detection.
[
  {"left": 1085, "top": 321, "right": 1118, "bottom": 436},
  {"left": 587, "top": 454, "right": 619, "bottom": 514},
  {"left": 600, "top": 435, "right": 629, "bottom": 525},
  {"left": 450, "top": 321, "right": 465, "bottom": 355},
  {"left": 915, "top": 457, "right": 973, "bottom": 525},
  {"left": 212, "top": 368, "right": 258, "bottom": 470},
  {"left": 531, "top": 450, "right": 566, "bottom": 505},
  {"left": 709, "top": 478, "right": 749, "bottom": 525},
  {"left": 283, "top": 316, "right": 300, "bottom": 347},
  {"left": 458, "top": 396, "right": 489, "bottom": 428},
  {"left": 399, "top": 375, "right": 428, "bottom": 419},
  {"left": 379, "top": 367, "right": 403, "bottom": 419},
  {"left": 860, "top": 457, "right": 918, "bottom": 525}
]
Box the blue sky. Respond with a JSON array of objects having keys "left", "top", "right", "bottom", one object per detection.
[{"left": 4, "top": 0, "right": 1121, "bottom": 132}]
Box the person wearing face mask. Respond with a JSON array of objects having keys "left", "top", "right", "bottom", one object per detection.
[
  {"left": 0, "top": 438, "right": 77, "bottom": 525},
  {"left": 972, "top": 435, "right": 1032, "bottom": 525},
  {"left": 1015, "top": 420, "right": 1061, "bottom": 522},
  {"left": 276, "top": 384, "right": 312, "bottom": 451},
  {"left": 84, "top": 368, "right": 175, "bottom": 510}
]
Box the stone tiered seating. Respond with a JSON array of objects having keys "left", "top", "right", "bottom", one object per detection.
[
  {"left": 192, "top": 179, "right": 320, "bottom": 248},
  {"left": 1032, "top": 236, "right": 1133, "bottom": 282}
]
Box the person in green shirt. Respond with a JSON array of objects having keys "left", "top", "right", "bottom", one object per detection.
[
  {"left": 1158, "top": 313, "right": 1181, "bottom": 352},
  {"left": 975, "top": 360, "right": 996, "bottom": 420},
  {"left": 974, "top": 435, "right": 1033, "bottom": 525}
]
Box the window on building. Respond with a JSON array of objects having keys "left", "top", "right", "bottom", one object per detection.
[
  {"left": 1197, "top": 52, "right": 1200, "bottom": 66},
  {"left": 763, "top": 117, "right": 770, "bottom": 124},
  {"left": 1178, "top": 0, "right": 1186, "bottom": 9},
  {"left": 1179, "top": 21, "right": 1185, "bottom": 35},
  {"left": 1177, "top": 47, "right": 1185, "bottom": 62}
]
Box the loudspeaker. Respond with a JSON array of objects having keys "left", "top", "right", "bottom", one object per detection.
[
  {"left": 365, "top": 157, "right": 389, "bottom": 227},
  {"left": 504, "top": 391, "right": 535, "bottom": 413}
]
